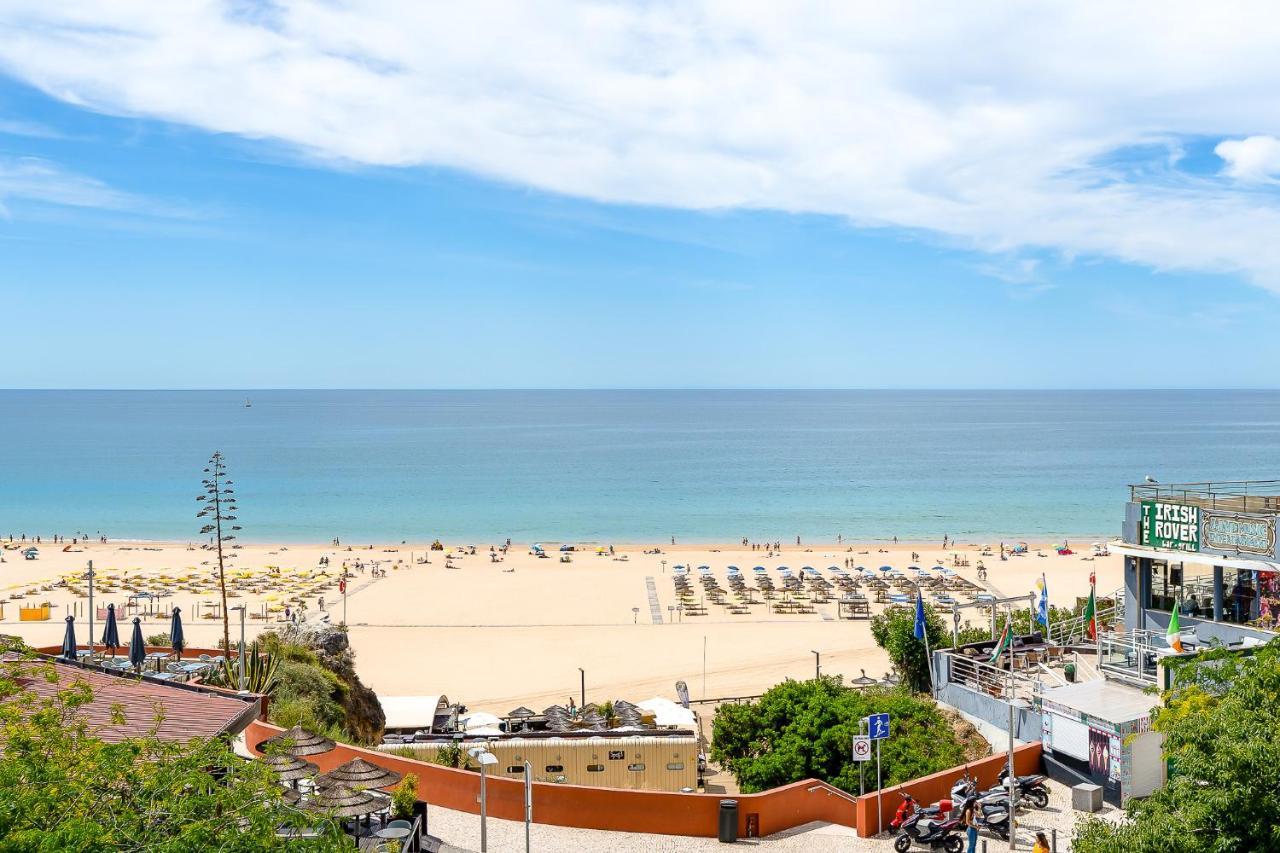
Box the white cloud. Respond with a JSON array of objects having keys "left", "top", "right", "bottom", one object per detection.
[
  {"left": 0, "top": 156, "right": 139, "bottom": 211},
  {"left": 1216, "top": 135, "right": 1280, "bottom": 182},
  {"left": 3, "top": 2, "right": 1280, "bottom": 286}
]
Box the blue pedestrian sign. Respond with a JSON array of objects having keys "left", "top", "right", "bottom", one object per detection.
[{"left": 868, "top": 712, "right": 890, "bottom": 740}]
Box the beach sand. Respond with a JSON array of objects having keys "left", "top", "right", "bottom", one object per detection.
[{"left": 0, "top": 538, "right": 1121, "bottom": 714}]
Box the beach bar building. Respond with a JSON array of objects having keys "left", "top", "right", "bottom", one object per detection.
[{"left": 1113, "top": 479, "right": 1280, "bottom": 658}]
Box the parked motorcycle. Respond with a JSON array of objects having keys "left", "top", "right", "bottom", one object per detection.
[{"left": 997, "top": 767, "right": 1051, "bottom": 809}]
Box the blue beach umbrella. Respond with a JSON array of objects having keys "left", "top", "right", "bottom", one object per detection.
[
  {"left": 169, "top": 607, "right": 185, "bottom": 660},
  {"left": 129, "top": 617, "right": 146, "bottom": 671},
  {"left": 879, "top": 565, "right": 893, "bottom": 572},
  {"left": 61, "top": 615, "right": 77, "bottom": 661},
  {"left": 101, "top": 603, "right": 120, "bottom": 656}
]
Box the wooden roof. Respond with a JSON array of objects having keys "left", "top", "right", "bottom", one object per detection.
[{"left": 2, "top": 654, "right": 260, "bottom": 743}]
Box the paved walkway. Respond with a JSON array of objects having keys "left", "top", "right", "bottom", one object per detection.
[
  {"left": 424, "top": 778, "right": 1118, "bottom": 852},
  {"left": 645, "top": 576, "right": 663, "bottom": 624}
]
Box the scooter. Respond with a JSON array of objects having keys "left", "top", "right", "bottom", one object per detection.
[
  {"left": 893, "top": 807, "right": 964, "bottom": 852},
  {"left": 950, "top": 776, "right": 1012, "bottom": 840},
  {"left": 892, "top": 792, "right": 954, "bottom": 831},
  {"left": 997, "top": 767, "right": 1051, "bottom": 809}
]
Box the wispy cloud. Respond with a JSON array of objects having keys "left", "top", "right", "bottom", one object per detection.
[
  {"left": 3, "top": 3, "right": 1280, "bottom": 287},
  {"left": 0, "top": 117, "right": 67, "bottom": 139},
  {"left": 0, "top": 155, "right": 193, "bottom": 220}
]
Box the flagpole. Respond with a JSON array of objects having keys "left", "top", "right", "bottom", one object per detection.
[{"left": 1043, "top": 573, "right": 1051, "bottom": 641}]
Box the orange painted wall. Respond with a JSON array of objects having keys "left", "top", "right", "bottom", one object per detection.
[
  {"left": 853, "top": 743, "right": 1043, "bottom": 837},
  {"left": 246, "top": 720, "right": 855, "bottom": 838}
]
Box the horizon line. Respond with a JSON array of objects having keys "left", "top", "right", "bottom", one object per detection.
[{"left": 4, "top": 387, "right": 1280, "bottom": 393}]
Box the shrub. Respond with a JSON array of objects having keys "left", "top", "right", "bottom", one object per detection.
[
  {"left": 391, "top": 774, "right": 418, "bottom": 820},
  {"left": 711, "top": 676, "right": 965, "bottom": 794}
]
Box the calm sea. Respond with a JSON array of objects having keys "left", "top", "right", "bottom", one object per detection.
[{"left": 2, "top": 390, "right": 1278, "bottom": 543}]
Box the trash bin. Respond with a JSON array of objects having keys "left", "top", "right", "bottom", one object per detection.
[
  {"left": 1064, "top": 662, "right": 1077, "bottom": 682},
  {"left": 718, "top": 799, "right": 739, "bottom": 843}
]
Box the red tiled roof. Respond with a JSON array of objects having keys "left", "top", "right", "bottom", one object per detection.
[{"left": 2, "top": 655, "right": 260, "bottom": 743}]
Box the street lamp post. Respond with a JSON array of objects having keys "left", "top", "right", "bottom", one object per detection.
[
  {"left": 232, "top": 605, "right": 247, "bottom": 692},
  {"left": 86, "top": 560, "right": 95, "bottom": 657},
  {"left": 578, "top": 667, "right": 585, "bottom": 708},
  {"left": 469, "top": 747, "right": 499, "bottom": 852}
]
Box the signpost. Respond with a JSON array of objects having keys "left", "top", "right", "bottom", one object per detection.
[
  {"left": 1140, "top": 501, "right": 1200, "bottom": 552},
  {"left": 1203, "top": 511, "right": 1276, "bottom": 555},
  {"left": 866, "top": 713, "right": 891, "bottom": 834},
  {"left": 523, "top": 760, "right": 533, "bottom": 853}
]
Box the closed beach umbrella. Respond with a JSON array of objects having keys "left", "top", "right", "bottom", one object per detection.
[
  {"left": 101, "top": 603, "right": 120, "bottom": 656},
  {"left": 129, "top": 617, "right": 146, "bottom": 671},
  {"left": 61, "top": 615, "right": 77, "bottom": 661},
  {"left": 169, "top": 607, "right": 185, "bottom": 660}
]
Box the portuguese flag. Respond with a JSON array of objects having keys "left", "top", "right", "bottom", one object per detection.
[
  {"left": 989, "top": 617, "right": 1013, "bottom": 664},
  {"left": 1084, "top": 571, "right": 1097, "bottom": 640}
]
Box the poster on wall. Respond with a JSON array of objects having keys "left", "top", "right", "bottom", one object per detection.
[
  {"left": 1108, "top": 735, "right": 1123, "bottom": 783},
  {"left": 1088, "top": 728, "right": 1111, "bottom": 778},
  {"left": 1141, "top": 501, "right": 1200, "bottom": 552},
  {"left": 1202, "top": 511, "right": 1275, "bottom": 556}
]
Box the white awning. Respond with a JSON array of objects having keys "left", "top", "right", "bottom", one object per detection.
[
  {"left": 379, "top": 695, "right": 447, "bottom": 730},
  {"left": 1108, "top": 541, "right": 1280, "bottom": 573}
]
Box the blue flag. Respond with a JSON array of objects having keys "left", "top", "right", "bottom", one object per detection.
[
  {"left": 1035, "top": 575, "right": 1049, "bottom": 627},
  {"left": 913, "top": 590, "right": 926, "bottom": 640}
]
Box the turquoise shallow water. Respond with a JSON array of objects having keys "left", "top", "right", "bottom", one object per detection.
[{"left": 2, "top": 390, "right": 1278, "bottom": 543}]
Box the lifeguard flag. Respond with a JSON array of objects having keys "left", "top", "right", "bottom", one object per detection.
[
  {"left": 1084, "top": 571, "right": 1097, "bottom": 640},
  {"left": 1167, "top": 606, "right": 1184, "bottom": 653}
]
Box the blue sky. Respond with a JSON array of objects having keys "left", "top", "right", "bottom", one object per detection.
[{"left": 4, "top": 4, "right": 1280, "bottom": 388}]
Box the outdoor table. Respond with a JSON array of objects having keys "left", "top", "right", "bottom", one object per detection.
[{"left": 375, "top": 827, "right": 410, "bottom": 841}]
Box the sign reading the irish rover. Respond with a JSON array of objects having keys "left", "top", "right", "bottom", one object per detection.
[
  {"left": 1141, "top": 501, "right": 1200, "bottom": 552},
  {"left": 1202, "top": 511, "right": 1275, "bottom": 556}
]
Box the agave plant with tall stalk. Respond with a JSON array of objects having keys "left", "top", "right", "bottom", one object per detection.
[{"left": 197, "top": 451, "right": 242, "bottom": 655}]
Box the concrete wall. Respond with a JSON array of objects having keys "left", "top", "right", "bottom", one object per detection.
[
  {"left": 247, "top": 720, "right": 855, "bottom": 839},
  {"left": 853, "top": 743, "right": 1043, "bottom": 837},
  {"left": 936, "top": 683, "right": 1042, "bottom": 742}
]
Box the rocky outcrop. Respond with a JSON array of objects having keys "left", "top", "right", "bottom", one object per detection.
[{"left": 275, "top": 622, "right": 385, "bottom": 744}]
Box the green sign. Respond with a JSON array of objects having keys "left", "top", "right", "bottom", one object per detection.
[{"left": 1141, "top": 501, "right": 1200, "bottom": 552}]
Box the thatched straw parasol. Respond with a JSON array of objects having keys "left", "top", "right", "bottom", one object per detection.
[
  {"left": 281, "top": 788, "right": 302, "bottom": 805},
  {"left": 317, "top": 757, "right": 403, "bottom": 791},
  {"left": 256, "top": 725, "right": 336, "bottom": 757},
  {"left": 259, "top": 753, "right": 320, "bottom": 781},
  {"left": 302, "top": 782, "right": 388, "bottom": 817}
]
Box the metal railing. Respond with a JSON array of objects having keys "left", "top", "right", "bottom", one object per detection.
[
  {"left": 1097, "top": 628, "right": 1168, "bottom": 686},
  {"left": 1044, "top": 588, "right": 1124, "bottom": 647},
  {"left": 945, "top": 652, "right": 1038, "bottom": 703},
  {"left": 1130, "top": 479, "right": 1280, "bottom": 514}
]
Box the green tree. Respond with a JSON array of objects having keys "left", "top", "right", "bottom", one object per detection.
[
  {"left": 0, "top": 646, "right": 345, "bottom": 850},
  {"left": 1073, "top": 639, "right": 1280, "bottom": 853},
  {"left": 870, "top": 604, "right": 950, "bottom": 693},
  {"left": 710, "top": 676, "right": 966, "bottom": 794}
]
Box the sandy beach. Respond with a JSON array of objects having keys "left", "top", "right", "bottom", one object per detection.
[{"left": 0, "top": 538, "right": 1121, "bottom": 714}]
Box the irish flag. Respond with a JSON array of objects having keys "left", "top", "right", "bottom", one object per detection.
[
  {"left": 1167, "top": 606, "right": 1184, "bottom": 653},
  {"left": 989, "top": 617, "right": 1013, "bottom": 664},
  {"left": 1083, "top": 571, "right": 1097, "bottom": 640}
]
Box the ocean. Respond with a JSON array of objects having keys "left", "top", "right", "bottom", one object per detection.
[{"left": 2, "top": 390, "right": 1278, "bottom": 543}]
